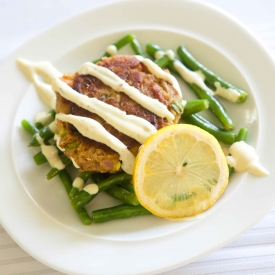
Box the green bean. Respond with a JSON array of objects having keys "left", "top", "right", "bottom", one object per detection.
[
  {"left": 155, "top": 55, "right": 170, "bottom": 68},
  {"left": 28, "top": 125, "right": 55, "bottom": 147},
  {"left": 118, "top": 181, "right": 135, "bottom": 193},
  {"left": 71, "top": 172, "right": 132, "bottom": 209},
  {"left": 105, "top": 186, "right": 139, "bottom": 206},
  {"left": 182, "top": 99, "right": 209, "bottom": 117},
  {"left": 21, "top": 119, "right": 39, "bottom": 136},
  {"left": 187, "top": 81, "right": 234, "bottom": 131},
  {"left": 91, "top": 172, "right": 109, "bottom": 184},
  {"left": 146, "top": 43, "right": 163, "bottom": 58},
  {"left": 69, "top": 186, "right": 80, "bottom": 199},
  {"left": 130, "top": 39, "right": 146, "bottom": 57},
  {"left": 49, "top": 109, "right": 56, "bottom": 116},
  {"left": 33, "top": 151, "right": 47, "bottom": 165},
  {"left": 34, "top": 122, "right": 44, "bottom": 130},
  {"left": 58, "top": 170, "right": 92, "bottom": 225},
  {"left": 58, "top": 169, "right": 73, "bottom": 196},
  {"left": 114, "top": 34, "right": 135, "bottom": 49},
  {"left": 236, "top": 127, "right": 248, "bottom": 142},
  {"left": 177, "top": 45, "right": 248, "bottom": 103},
  {"left": 75, "top": 207, "right": 93, "bottom": 225},
  {"left": 92, "top": 204, "right": 151, "bottom": 223},
  {"left": 69, "top": 186, "right": 80, "bottom": 200},
  {"left": 69, "top": 171, "right": 93, "bottom": 199},
  {"left": 182, "top": 114, "right": 236, "bottom": 145},
  {"left": 228, "top": 164, "right": 234, "bottom": 176},
  {"left": 145, "top": 43, "right": 171, "bottom": 68},
  {"left": 46, "top": 155, "right": 72, "bottom": 180},
  {"left": 79, "top": 171, "right": 93, "bottom": 182},
  {"left": 93, "top": 34, "right": 135, "bottom": 63}
]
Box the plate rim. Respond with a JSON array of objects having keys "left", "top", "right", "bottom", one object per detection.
[{"left": 1, "top": 0, "right": 275, "bottom": 274}]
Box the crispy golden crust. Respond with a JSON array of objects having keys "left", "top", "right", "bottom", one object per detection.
[{"left": 55, "top": 55, "right": 181, "bottom": 173}]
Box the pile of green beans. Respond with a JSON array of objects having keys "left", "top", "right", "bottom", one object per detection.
[
  {"left": 182, "top": 114, "right": 236, "bottom": 145},
  {"left": 69, "top": 171, "right": 92, "bottom": 199},
  {"left": 71, "top": 172, "right": 132, "bottom": 209},
  {"left": 145, "top": 43, "right": 240, "bottom": 131},
  {"left": 177, "top": 45, "right": 248, "bottom": 103},
  {"left": 21, "top": 34, "right": 250, "bottom": 224},
  {"left": 21, "top": 118, "right": 142, "bottom": 224},
  {"left": 28, "top": 125, "right": 55, "bottom": 146},
  {"left": 21, "top": 119, "right": 92, "bottom": 224}
]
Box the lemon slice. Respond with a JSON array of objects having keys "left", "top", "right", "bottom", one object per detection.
[{"left": 133, "top": 124, "right": 229, "bottom": 219}]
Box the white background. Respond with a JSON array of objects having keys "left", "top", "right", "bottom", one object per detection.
[{"left": 0, "top": 0, "right": 274, "bottom": 274}]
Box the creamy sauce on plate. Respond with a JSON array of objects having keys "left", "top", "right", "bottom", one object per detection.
[
  {"left": 17, "top": 58, "right": 61, "bottom": 109},
  {"left": 154, "top": 50, "right": 175, "bottom": 61},
  {"left": 84, "top": 183, "right": 99, "bottom": 195},
  {"left": 226, "top": 141, "right": 268, "bottom": 176},
  {"left": 106, "top": 45, "right": 117, "bottom": 56},
  {"left": 35, "top": 134, "right": 65, "bottom": 170},
  {"left": 72, "top": 177, "right": 84, "bottom": 190},
  {"left": 34, "top": 111, "right": 53, "bottom": 126}
]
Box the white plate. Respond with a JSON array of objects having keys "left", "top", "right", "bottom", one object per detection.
[{"left": 0, "top": 0, "right": 275, "bottom": 274}]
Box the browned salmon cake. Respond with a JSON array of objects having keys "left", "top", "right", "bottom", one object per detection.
[{"left": 55, "top": 55, "right": 182, "bottom": 173}]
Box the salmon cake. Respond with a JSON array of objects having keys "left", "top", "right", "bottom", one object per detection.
[{"left": 55, "top": 55, "right": 182, "bottom": 173}]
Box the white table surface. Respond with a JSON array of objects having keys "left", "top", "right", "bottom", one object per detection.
[{"left": 0, "top": 0, "right": 274, "bottom": 274}]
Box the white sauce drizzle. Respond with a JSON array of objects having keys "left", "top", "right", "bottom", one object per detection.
[
  {"left": 35, "top": 134, "right": 65, "bottom": 170},
  {"left": 106, "top": 45, "right": 117, "bottom": 56},
  {"left": 49, "top": 120, "right": 56, "bottom": 133},
  {"left": 165, "top": 50, "right": 175, "bottom": 60},
  {"left": 72, "top": 177, "right": 84, "bottom": 190},
  {"left": 84, "top": 184, "right": 99, "bottom": 195},
  {"left": 56, "top": 113, "right": 135, "bottom": 175},
  {"left": 154, "top": 50, "right": 175, "bottom": 61},
  {"left": 181, "top": 99, "right": 187, "bottom": 107},
  {"left": 78, "top": 62, "right": 175, "bottom": 121},
  {"left": 213, "top": 82, "right": 239, "bottom": 103},
  {"left": 17, "top": 58, "right": 61, "bottom": 109},
  {"left": 34, "top": 111, "right": 53, "bottom": 126},
  {"left": 173, "top": 60, "right": 213, "bottom": 95},
  {"left": 135, "top": 55, "right": 182, "bottom": 98},
  {"left": 155, "top": 50, "right": 164, "bottom": 60},
  {"left": 226, "top": 141, "right": 269, "bottom": 176},
  {"left": 70, "top": 157, "right": 80, "bottom": 169},
  {"left": 173, "top": 60, "right": 242, "bottom": 102},
  {"left": 52, "top": 78, "right": 156, "bottom": 144},
  {"left": 54, "top": 134, "right": 65, "bottom": 152}
]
